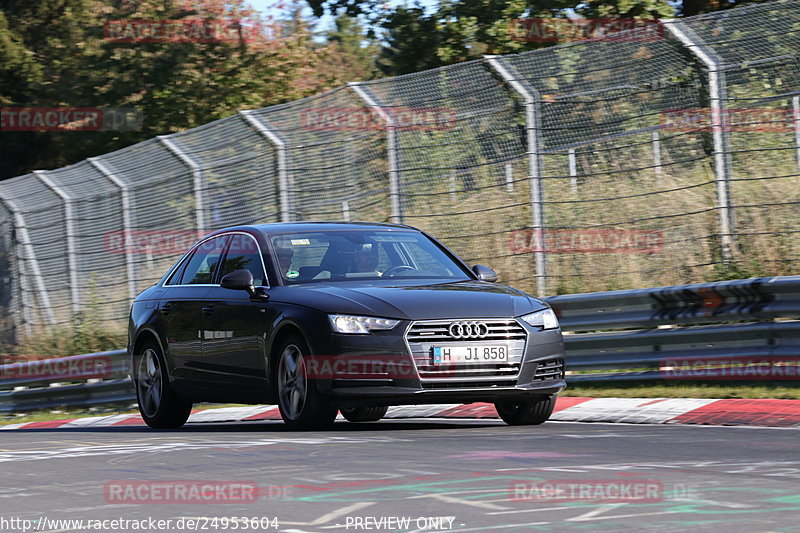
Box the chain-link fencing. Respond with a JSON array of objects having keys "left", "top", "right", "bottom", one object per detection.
[{"left": 0, "top": 0, "right": 798, "bottom": 342}]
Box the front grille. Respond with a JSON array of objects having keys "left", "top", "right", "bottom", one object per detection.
[
  {"left": 533, "top": 359, "right": 565, "bottom": 381},
  {"left": 406, "top": 319, "right": 527, "bottom": 382}
]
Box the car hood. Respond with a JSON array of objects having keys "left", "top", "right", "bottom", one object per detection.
[{"left": 269, "top": 280, "right": 545, "bottom": 320}]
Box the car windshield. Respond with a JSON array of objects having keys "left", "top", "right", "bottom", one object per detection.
[{"left": 269, "top": 230, "right": 472, "bottom": 284}]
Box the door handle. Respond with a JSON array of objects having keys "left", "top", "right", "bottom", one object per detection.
[
  {"left": 202, "top": 305, "right": 215, "bottom": 315},
  {"left": 159, "top": 303, "right": 172, "bottom": 316}
]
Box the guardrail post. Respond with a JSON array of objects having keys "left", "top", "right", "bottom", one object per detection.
[
  {"left": 0, "top": 195, "right": 56, "bottom": 331},
  {"left": 568, "top": 148, "right": 578, "bottom": 194},
  {"left": 793, "top": 95, "right": 800, "bottom": 172},
  {"left": 34, "top": 170, "right": 80, "bottom": 315},
  {"left": 485, "top": 55, "right": 547, "bottom": 297},
  {"left": 88, "top": 157, "right": 138, "bottom": 302},
  {"left": 240, "top": 110, "right": 292, "bottom": 222},
  {"left": 349, "top": 82, "right": 403, "bottom": 224},
  {"left": 652, "top": 131, "right": 662, "bottom": 175},
  {"left": 157, "top": 136, "right": 207, "bottom": 233},
  {"left": 663, "top": 20, "right": 735, "bottom": 263}
]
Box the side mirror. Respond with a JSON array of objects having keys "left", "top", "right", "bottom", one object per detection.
[
  {"left": 221, "top": 269, "right": 256, "bottom": 296},
  {"left": 472, "top": 264, "right": 498, "bottom": 282}
]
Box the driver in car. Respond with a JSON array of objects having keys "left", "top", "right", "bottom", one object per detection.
[
  {"left": 275, "top": 247, "right": 294, "bottom": 275},
  {"left": 352, "top": 241, "right": 381, "bottom": 275}
]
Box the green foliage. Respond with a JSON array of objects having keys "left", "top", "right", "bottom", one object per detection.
[
  {"left": 325, "top": 13, "right": 381, "bottom": 82},
  {"left": 9, "top": 312, "right": 125, "bottom": 360},
  {"left": 680, "top": 0, "right": 765, "bottom": 16},
  {"left": 0, "top": 0, "right": 378, "bottom": 179},
  {"left": 312, "top": 0, "right": 676, "bottom": 76}
]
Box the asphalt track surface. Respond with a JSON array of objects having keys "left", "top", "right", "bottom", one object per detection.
[{"left": 1, "top": 418, "right": 799, "bottom": 533}]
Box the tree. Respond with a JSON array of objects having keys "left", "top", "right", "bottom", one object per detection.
[
  {"left": 679, "top": 0, "right": 762, "bottom": 16},
  {"left": 0, "top": 0, "right": 372, "bottom": 179},
  {"left": 378, "top": 5, "right": 443, "bottom": 76},
  {"left": 324, "top": 13, "right": 380, "bottom": 83},
  {"left": 375, "top": 0, "right": 674, "bottom": 77}
]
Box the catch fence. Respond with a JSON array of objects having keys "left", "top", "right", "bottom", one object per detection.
[{"left": 1, "top": 1, "right": 798, "bottom": 341}]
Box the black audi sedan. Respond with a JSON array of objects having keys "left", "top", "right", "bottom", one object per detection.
[{"left": 128, "top": 222, "right": 566, "bottom": 429}]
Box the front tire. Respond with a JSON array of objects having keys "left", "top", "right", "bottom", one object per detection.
[
  {"left": 275, "top": 335, "right": 337, "bottom": 430},
  {"left": 134, "top": 341, "right": 192, "bottom": 429},
  {"left": 340, "top": 406, "right": 389, "bottom": 422},
  {"left": 494, "top": 394, "right": 556, "bottom": 426}
]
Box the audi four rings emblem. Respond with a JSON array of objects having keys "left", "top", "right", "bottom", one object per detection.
[{"left": 448, "top": 321, "right": 489, "bottom": 339}]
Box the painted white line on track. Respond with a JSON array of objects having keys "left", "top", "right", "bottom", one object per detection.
[
  {"left": 0, "top": 436, "right": 410, "bottom": 463},
  {"left": 187, "top": 405, "right": 273, "bottom": 423},
  {"left": 418, "top": 493, "right": 510, "bottom": 511},
  {"left": 567, "top": 505, "right": 686, "bottom": 522},
  {"left": 62, "top": 414, "right": 137, "bottom": 427}
]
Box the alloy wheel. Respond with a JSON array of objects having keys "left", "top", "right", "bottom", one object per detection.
[
  {"left": 137, "top": 348, "right": 163, "bottom": 418},
  {"left": 278, "top": 344, "right": 307, "bottom": 421}
]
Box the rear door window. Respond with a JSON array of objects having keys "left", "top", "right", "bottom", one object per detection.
[{"left": 178, "top": 235, "right": 230, "bottom": 285}]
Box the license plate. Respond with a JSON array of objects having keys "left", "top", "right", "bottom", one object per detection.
[{"left": 432, "top": 345, "right": 508, "bottom": 365}]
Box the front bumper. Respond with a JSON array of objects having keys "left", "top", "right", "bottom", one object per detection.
[{"left": 309, "top": 318, "right": 566, "bottom": 407}]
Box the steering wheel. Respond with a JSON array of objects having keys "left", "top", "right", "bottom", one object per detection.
[{"left": 382, "top": 265, "right": 416, "bottom": 277}]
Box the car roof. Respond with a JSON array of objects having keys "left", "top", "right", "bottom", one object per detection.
[{"left": 207, "top": 221, "right": 421, "bottom": 237}]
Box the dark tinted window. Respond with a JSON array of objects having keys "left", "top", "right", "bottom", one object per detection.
[
  {"left": 269, "top": 230, "right": 470, "bottom": 284},
  {"left": 219, "top": 234, "right": 267, "bottom": 286},
  {"left": 178, "top": 235, "right": 229, "bottom": 285},
  {"left": 165, "top": 256, "right": 189, "bottom": 285}
]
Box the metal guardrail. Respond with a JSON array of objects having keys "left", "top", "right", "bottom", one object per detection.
[
  {"left": 0, "top": 350, "right": 133, "bottom": 414},
  {"left": 550, "top": 276, "right": 800, "bottom": 383},
  {"left": 1, "top": 276, "right": 799, "bottom": 413}
]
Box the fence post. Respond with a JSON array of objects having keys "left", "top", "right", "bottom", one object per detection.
[
  {"left": 349, "top": 82, "right": 403, "bottom": 224},
  {"left": 34, "top": 170, "right": 80, "bottom": 315},
  {"left": 663, "top": 20, "right": 735, "bottom": 262},
  {"left": 652, "top": 130, "right": 662, "bottom": 175},
  {"left": 157, "top": 136, "right": 207, "bottom": 233},
  {"left": 793, "top": 96, "right": 800, "bottom": 171},
  {"left": 568, "top": 148, "right": 578, "bottom": 194},
  {"left": 88, "top": 157, "right": 138, "bottom": 302},
  {"left": 0, "top": 195, "right": 56, "bottom": 331},
  {"left": 240, "top": 110, "right": 292, "bottom": 222},
  {"left": 485, "top": 55, "right": 547, "bottom": 297}
]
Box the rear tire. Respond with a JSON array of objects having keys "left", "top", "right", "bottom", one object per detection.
[
  {"left": 494, "top": 394, "right": 556, "bottom": 426},
  {"left": 134, "top": 340, "right": 192, "bottom": 429},
  {"left": 275, "top": 335, "right": 338, "bottom": 430},
  {"left": 340, "top": 406, "right": 389, "bottom": 422}
]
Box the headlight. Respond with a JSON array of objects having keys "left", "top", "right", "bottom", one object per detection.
[
  {"left": 328, "top": 315, "right": 401, "bottom": 334},
  {"left": 520, "top": 308, "right": 559, "bottom": 330}
]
